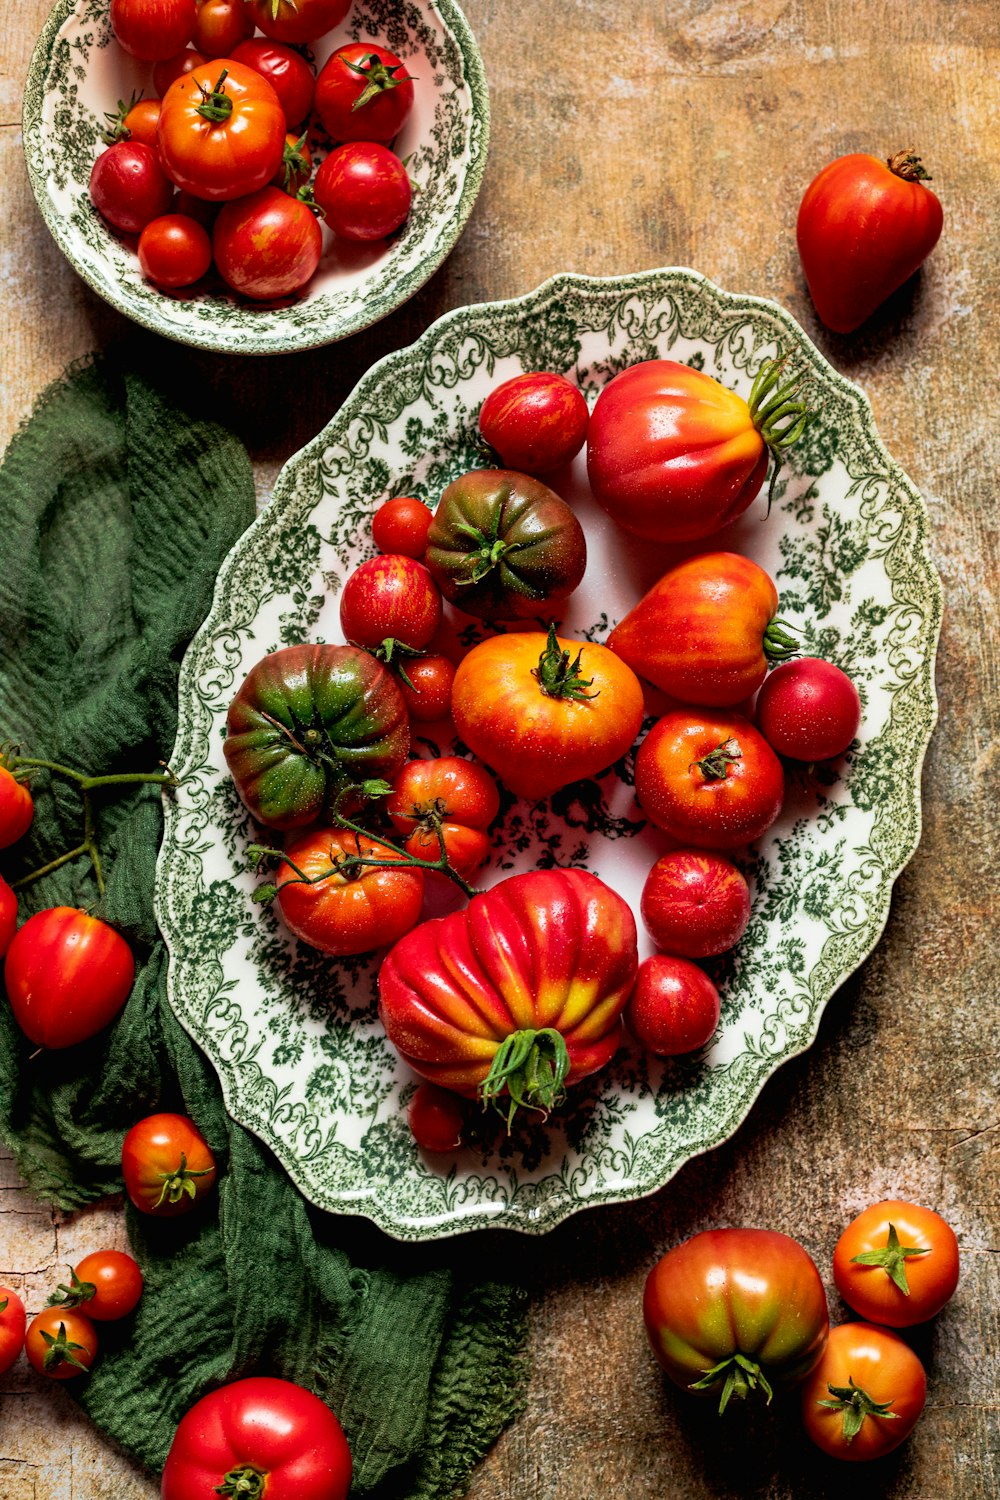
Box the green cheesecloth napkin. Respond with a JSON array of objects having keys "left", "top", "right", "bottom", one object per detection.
[{"left": 0, "top": 358, "right": 528, "bottom": 1495}]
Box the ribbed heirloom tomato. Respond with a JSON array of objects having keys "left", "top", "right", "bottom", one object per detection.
[
  {"left": 833, "top": 1200, "right": 959, "bottom": 1327},
  {"left": 122, "top": 1113, "right": 217, "bottom": 1217},
  {"left": 274, "top": 827, "right": 425, "bottom": 956},
  {"left": 801, "top": 1322, "right": 926, "bottom": 1460},
  {"left": 635, "top": 711, "right": 785, "bottom": 849},
  {"left": 316, "top": 44, "right": 416, "bottom": 144},
  {"left": 158, "top": 61, "right": 286, "bottom": 201},
  {"left": 4, "top": 908, "right": 135, "bottom": 1048}
]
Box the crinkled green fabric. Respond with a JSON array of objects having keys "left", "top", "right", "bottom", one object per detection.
[{"left": 0, "top": 359, "right": 528, "bottom": 1494}]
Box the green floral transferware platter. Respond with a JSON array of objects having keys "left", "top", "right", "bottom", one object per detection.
[
  {"left": 23, "top": 0, "right": 488, "bottom": 354},
  {"left": 156, "top": 268, "right": 941, "bottom": 1239}
]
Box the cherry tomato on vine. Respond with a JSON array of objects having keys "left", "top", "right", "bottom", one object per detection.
[
  {"left": 138, "top": 213, "right": 213, "bottom": 288},
  {"left": 833, "top": 1200, "right": 959, "bottom": 1327},
  {"left": 408, "top": 1083, "right": 465, "bottom": 1152},
  {"left": 244, "top": 0, "right": 350, "bottom": 44},
  {"left": 626, "top": 956, "right": 721, "bottom": 1056},
  {"left": 0, "top": 875, "right": 18, "bottom": 958},
  {"left": 275, "top": 828, "right": 425, "bottom": 957},
  {"left": 399, "top": 656, "right": 455, "bottom": 722},
  {"left": 49, "top": 1251, "right": 144, "bottom": 1323},
  {"left": 313, "top": 143, "right": 411, "bottom": 242},
  {"left": 479, "top": 372, "right": 590, "bottom": 475},
  {"left": 640, "top": 849, "right": 751, "bottom": 958},
  {"left": 0, "top": 766, "right": 33, "bottom": 848},
  {"left": 153, "top": 47, "right": 207, "bottom": 98},
  {"left": 315, "top": 44, "right": 415, "bottom": 145},
  {"left": 122, "top": 1113, "right": 217, "bottom": 1217},
  {"left": 801, "top": 1322, "right": 926, "bottom": 1460},
  {"left": 404, "top": 822, "right": 490, "bottom": 885},
  {"left": 110, "top": 0, "right": 196, "bottom": 61},
  {"left": 158, "top": 61, "right": 286, "bottom": 201},
  {"left": 230, "top": 39, "right": 316, "bottom": 128},
  {"left": 213, "top": 187, "right": 322, "bottom": 300},
  {"left": 4, "top": 908, "right": 135, "bottom": 1049},
  {"left": 340, "top": 555, "right": 441, "bottom": 652},
  {"left": 0, "top": 1287, "right": 26, "bottom": 1374},
  {"left": 90, "top": 143, "right": 175, "bottom": 235},
  {"left": 25, "top": 1308, "right": 97, "bottom": 1380},
  {"left": 371, "top": 496, "right": 432, "bottom": 558},
  {"left": 192, "top": 0, "right": 253, "bottom": 58},
  {"left": 755, "top": 657, "right": 862, "bottom": 762}
]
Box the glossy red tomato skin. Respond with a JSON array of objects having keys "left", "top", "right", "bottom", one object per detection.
[
  {"left": 122, "top": 1113, "right": 217, "bottom": 1217},
  {"left": 399, "top": 656, "right": 455, "bottom": 722},
  {"left": 316, "top": 44, "right": 415, "bottom": 145},
  {"left": 479, "top": 373, "right": 590, "bottom": 475},
  {"left": 153, "top": 47, "right": 207, "bottom": 97},
  {"left": 0, "top": 1286, "right": 26, "bottom": 1374},
  {"left": 626, "top": 955, "right": 720, "bottom": 1056},
  {"left": 641, "top": 850, "right": 751, "bottom": 958},
  {"left": 246, "top": 0, "right": 350, "bottom": 44},
  {"left": 833, "top": 1200, "right": 959, "bottom": 1327},
  {"left": 139, "top": 213, "right": 213, "bottom": 288},
  {"left": 158, "top": 61, "right": 286, "bottom": 201},
  {"left": 801, "top": 1322, "right": 926, "bottom": 1460},
  {"left": 193, "top": 0, "right": 254, "bottom": 59},
  {"left": 230, "top": 39, "right": 316, "bottom": 127},
  {"left": 0, "top": 767, "right": 33, "bottom": 848},
  {"left": 213, "top": 187, "right": 322, "bottom": 299},
  {"left": 71, "top": 1251, "right": 144, "bottom": 1321},
  {"left": 275, "top": 828, "right": 425, "bottom": 957},
  {"left": 635, "top": 711, "right": 785, "bottom": 850},
  {"left": 90, "top": 143, "right": 175, "bottom": 234},
  {"left": 111, "top": 0, "right": 196, "bottom": 60},
  {"left": 4, "top": 908, "right": 135, "bottom": 1049},
  {"left": 0, "top": 875, "right": 17, "bottom": 958},
  {"left": 314, "top": 143, "right": 411, "bottom": 241},
  {"left": 408, "top": 1083, "right": 465, "bottom": 1152},
  {"left": 755, "top": 658, "right": 862, "bottom": 761},
  {"left": 162, "top": 1376, "right": 352, "bottom": 1500},
  {"left": 797, "top": 153, "right": 944, "bottom": 333},
  {"left": 371, "top": 496, "right": 432, "bottom": 558},
  {"left": 340, "top": 555, "right": 441, "bottom": 651},
  {"left": 387, "top": 758, "right": 499, "bottom": 837},
  {"left": 25, "top": 1308, "right": 98, "bottom": 1380}
]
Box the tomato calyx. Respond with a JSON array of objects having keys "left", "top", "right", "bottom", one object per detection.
[
  {"left": 154, "top": 1151, "right": 215, "bottom": 1209},
  {"left": 887, "top": 148, "right": 933, "bottom": 182},
  {"left": 849, "top": 1220, "right": 931, "bottom": 1295},
  {"left": 817, "top": 1375, "right": 899, "bottom": 1443},
  {"left": 531, "top": 623, "right": 599, "bottom": 702},
  {"left": 341, "top": 50, "right": 417, "bottom": 113},
  {"left": 370, "top": 636, "right": 425, "bottom": 692},
  {"left": 195, "top": 68, "right": 235, "bottom": 123},
  {"left": 277, "top": 131, "right": 311, "bottom": 192},
  {"left": 479, "top": 1027, "right": 571, "bottom": 1128},
  {"left": 215, "top": 1465, "right": 268, "bottom": 1499},
  {"left": 101, "top": 91, "right": 143, "bottom": 145},
  {"left": 746, "top": 357, "right": 813, "bottom": 511},
  {"left": 691, "top": 737, "right": 742, "bottom": 782},
  {"left": 689, "top": 1352, "right": 774, "bottom": 1414},
  {"left": 39, "top": 1319, "right": 91, "bottom": 1375},
  {"left": 450, "top": 519, "right": 526, "bottom": 587},
  {"left": 47, "top": 1268, "right": 97, "bottom": 1312},
  {"left": 762, "top": 617, "right": 799, "bottom": 665}
]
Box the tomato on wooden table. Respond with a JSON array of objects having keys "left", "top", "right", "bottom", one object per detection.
[
  {"left": 371, "top": 496, "right": 432, "bottom": 558},
  {"left": 193, "top": 0, "right": 254, "bottom": 58},
  {"left": 0, "top": 764, "right": 33, "bottom": 847},
  {"left": 90, "top": 142, "right": 175, "bottom": 235},
  {"left": 0, "top": 1287, "right": 26, "bottom": 1374},
  {"left": 158, "top": 61, "right": 286, "bottom": 201},
  {"left": 755, "top": 657, "right": 862, "bottom": 761},
  {"left": 245, "top": 0, "right": 350, "bottom": 44},
  {"left": 316, "top": 44, "right": 415, "bottom": 144},
  {"left": 339, "top": 555, "right": 441, "bottom": 651},
  {"left": 139, "top": 213, "right": 213, "bottom": 288},
  {"left": 25, "top": 1308, "right": 97, "bottom": 1380},
  {"left": 408, "top": 1083, "right": 466, "bottom": 1152},
  {"left": 230, "top": 39, "right": 316, "bottom": 128},
  {"left": 111, "top": 0, "right": 196, "bottom": 61},
  {"left": 0, "top": 875, "right": 17, "bottom": 957},
  {"left": 122, "top": 1113, "right": 217, "bottom": 1217},
  {"left": 478, "top": 372, "right": 590, "bottom": 475},
  {"left": 49, "top": 1251, "right": 143, "bottom": 1322},
  {"left": 214, "top": 187, "right": 322, "bottom": 300},
  {"left": 274, "top": 827, "right": 424, "bottom": 956},
  {"left": 313, "top": 143, "right": 411, "bottom": 241},
  {"left": 833, "top": 1200, "right": 959, "bottom": 1327},
  {"left": 801, "top": 1322, "right": 926, "bottom": 1460},
  {"left": 626, "top": 955, "right": 721, "bottom": 1056},
  {"left": 640, "top": 849, "right": 751, "bottom": 958},
  {"left": 4, "top": 908, "right": 134, "bottom": 1048}
]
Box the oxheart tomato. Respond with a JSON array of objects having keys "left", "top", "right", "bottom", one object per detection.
[
  {"left": 379, "top": 869, "right": 638, "bottom": 1120},
  {"left": 245, "top": 0, "right": 350, "bottom": 44},
  {"left": 625, "top": 955, "right": 720, "bottom": 1056},
  {"left": 162, "top": 1376, "right": 352, "bottom": 1500},
  {"left": 797, "top": 151, "right": 944, "bottom": 333},
  {"left": 0, "top": 875, "right": 17, "bottom": 958},
  {"left": 801, "top": 1322, "right": 926, "bottom": 1460},
  {"left": 608, "top": 551, "right": 797, "bottom": 704},
  {"left": 755, "top": 657, "right": 862, "bottom": 761},
  {"left": 122, "top": 1113, "right": 217, "bottom": 1217},
  {"left": 316, "top": 44, "right": 415, "bottom": 145},
  {"left": 313, "top": 143, "right": 411, "bottom": 241},
  {"left": 90, "top": 142, "right": 175, "bottom": 234},
  {"left": 339, "top": 555, "right": 442, "bottom": 651},
  {"left": 833, "top": 1200, "right": 959, "bottom": 1328},
  {"left": 387, "top": 757, "right": 499, "bottom": 838},
  {"left": 0, "top": 1287, "right": 26, "bottom": 1374},
  {"left": 25, "top": 1308, "right": 97, "bottom": 1380},
  {"left": 451, "top": 626, "right": 645, "bottom": 802},
  {"left": 644, "top": 1228, "right": 829, "bottom": 1412},
  {"left": 479, "top": 372, "right": 590, "bottom": 475},
  {"left": 111, "top": 0, "right": 196, "bottom": 60},
  {"left": 0, "top": 765, "right": 33, "bottom": 847},
  {"left": 635, "top": 711, "right": 785, "bottom": 850},
  {"left": 138, "top": 213, "right": 213, "bottom": 288},
  {"left": 274, "top": 828, "right": 424, "bottom": 956},
  {"left": 213, "top": 187, "right": 322, "bottom": 299},
  {"left": 231, "top": 39, "right": 316, "bottom": 127},
  {"left": 640, "top": 850, "right": 751, "bottom": 958},
  {"left": 51, "top": 1251, "right": 143, "bottom": 1322},
  {"left": 587, "top": 359, "right": 810, "bottom": 542},
  {"left": 4, "top": 908, "right": 134, "bottom": 1048},
  {"left": 158, "top": 61, "right": 286, "bottom": 201}
]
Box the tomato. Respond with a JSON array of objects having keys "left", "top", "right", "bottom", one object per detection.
[
  {"left": 4, "top": 908, "right": 134, "bottom": 1049},
  {"left": 635, "top": 711, "right": 785, "bottom": 850},
  {"left": 755, "top": 657, "right": 862, "bottom": 761},
  {"left": 0, "top": 1287, "right": 26, "bottom": 1374},
  {"left": 608, "top": 552, "right": 798, "bottom": 705},
  {"left": 0, "top": 765, "right": 33, "bottom": 847},
  {"left": 153, "top": 47, "right": 207, "bottom": 97},
  {"left": 404, "top": 823, "right": 490, "bottom": 884},
  {"left": 798, "top": 152, "right": 944, "bottom": 334},
  {"left": 122, "top": 1113, "right": 217, "bottom": 1216},
  {"left": 163, "top": 1376, "right": 352, "bottom": 1500},
  {"left": 225, "top": 644, "right": 410, "bottom": 830},
  {"left": 214, "top": 187, "right": 322, "bottom": 299},
  {"left": 371, "top": 496, "right": 432, "bottom": 558},
  {"left": 50, "top": 1251, "right": 143, "bottom": 1322},
  {"left": 315, "top": 44, "right": 415, "bottom": 145},
  {"left": 138, "top": 213, "right": 212, "bottom": 288},
  {"left": 587, "top": 358, "right": 811, "bottom": 542},
  {"left": 25, "top": 1308, "right": 97, "bottom": 1380},
  {"left": 273, "top": 130, "right": 312, "bottom": 194},
  {"left": 90, "top": 142, "right": 175, "bottom": 234},
  {"left": 313, "top": 142, "right": 411, "bottom": 241},
  {"left": 801, "top": 1322, "right": 926, "bottom": 1460},
  {"left": 0, "top": 875, "right": 17, "bottom": 958},
  {"left": 644, "top": 1228, "right": 829, "bottom": 1412},
  {"left": 103, "top": 95, "right": 162, "bottom": 149},
  {"left": 110, "top": 0, "right": 196, "bottom": 61},
  {"left": 275, "top": 828, "right": 424, "bottom": 957},
  {"left": 192, "top": 0, "right": 253, "bottom": 58},
  {"left": 452, "top": 626, "right": 645, "bottom": 802},
  {"left": 640, "top": 849, "right": 751, "bottom": 958},
  {"left": 230, "top": 39, "right": 316, "bottom": 128},
  {"left": 408, "top": 1083, "right": 465, "bottom": 1153},
  {"left": 399, "top": 655, "right": 455, "bottom": 722},
  {"left": 479, "top": 372, "right": 590, "bottom": 475},
  {"left": 245, "top": 0, "right": 350, "bottom": 44},
  {"left": 425, "top": 469, "right": 587, "bottom": 621},
  {"left": 387, "top": 757, "right": 499, "bottom": 837},
  {"left": 158, "top": 61, "right": 286, "bottom": 201},
  {"left": 174, "top": 189, "right": 219, "bottom": 227},
  {"left": 339, "top": 555, "right": 441, "bottom": 652},
  {"left": 833, "top": 1201, "right": 959, "bottom": 1327},
  {"left": 379, "top": 869, "right": 638, "bottom": 1116},
  {"left": 626, "top": 955, "right": 720, "bottom": 1056}
]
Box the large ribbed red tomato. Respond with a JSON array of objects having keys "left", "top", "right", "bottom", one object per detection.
[
  {"left": 4, "top": 908, "right": 134, "bottom": 1048},
  {"left": 635, "top": 711, "right": 784, "bottom": 850}
]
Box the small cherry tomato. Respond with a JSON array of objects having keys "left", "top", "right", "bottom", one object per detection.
[
  {"left": 4, "top": 908, "right": 135, "bottom": 1049},
  {"left": 479, "top": 372, "right": 590, "bottom": 475},
  {"left": 313, "top": 142, "right": 411, "bottom": 242},
  {"left": 801, "top": 1322, "right": 926, "bottom": 1460},
  {"left": 315, "top": 44, "right": 415, "bottom": 145},
  {"left": 640, "top": 849, "right": 751, "bottom": 958},
  {"left": 408, "top": 1083, "right": 465, "bottom": 1152},
  {"left": 755, "top": 657, "right": 862, "bottom": 761},
  {"left": 111, "top": 0, "right": 196, "bottom": 61},
  {"left": 371, "top": 496, "right": 432, "bottom": 558},
  {"left": 111, "top": 96, "right": 161, "bottom": 149},
  {"left": 25, "top": 1308, "right": 97, "bottom": 1380},
  {"left": 404, "top": 821, "right": 490, "bottom": 884},
  {"left": 158, "top": 60, "right": 286, "bottom": 202},
  {"left": 386, "top": 757, "right": 500, "bottom": 837},
  {"left": 50, "top": 1251, "right": 144, "bottom": 1322},
  {"left": 340, "top": 555, "right": 441, "bottom": 652},
  {"left": 90, "top": 142, "right": 175, "bottom": 235},
  {"left": 273, "top": 130, "right": 312, "bottom": 194},
  {"left": 153, "top": 47, "right": 207, "bottom": 98},
  {"left": 245, "top": 0, "right": 350, "bottom": 44},
  {"left": 213, "top": 187, "right": 322, "bottom": 300},
  {"left": 626, "top": 955, "right": 720, "bottom": 1055},
  {"left": 833, "top": 1201, "right": 959, "bottom": 1328},
  {"left": 0, "top": 1287, "right": 26, "bottom": 1374},
  {"left": 0, "top": 766, "right": 33, "bottom": 848},
  {"left": 138, "top": 213, "right": 212, "bottom": 288},
  {"left": 230, "top": 39, "right": 316, "bottom": 128},
  {"left": 122, "top": 1113, "right": 217, "bottom": 1217},
  {"left": 0, "top": 875, "right": 18, "bottom": 957},
  {"left": 275, "top": 828, "right": 425, "bottom": 957},
  {"left": 193, "top": 0, "right": 254, "bottom": 58},
  {"left": 399, "top": 656, "right": 455, "bottom": 722}
]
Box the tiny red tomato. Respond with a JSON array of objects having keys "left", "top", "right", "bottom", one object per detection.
[
  {"left": 272, "top": 130, "right": 313, "bottom": 194},
  {"left": 408, "top": 1083, "right": 465, "bottom": 1152},
  {"left": 4, "top": 908, "right": 135, "bottom": 1049},
  {"left": 138, "top": 213, "right": 212, "bottom": 288},
  {"left": 192, "top": 0, "right": 254, "bottom": 58},
  {"left": 276, "top": 828, "right": 425, "bottom": 957},
  {"left": 0, "top": 766, "right": 33, "bottom": 848},
  {"left": 122, "top": 1113, "right": 217, "bottom": 1217},
  {"left": 479, "top": 372, "right": 590, "bottom": 475},
  {"left": 0, "top": 875, "right": 18, "bottom": 957},
  {"left": 755, "top": 657, "right": 862, "bottom": 761},
  {"left": 801, "top": 1322, "right": 926, "bottom": 1460},
  {"left": 121, "top": 97, "right": 162, "bottom": 149},
  {"left": 230, "top": 39, "right": 316, "bottom": 128},
  {"left": 405, "top": 821, "right": 490, "bottom": 884},
  {"left": 314, "top": 143, "right": 411, "bottom": 241},
  {"left": 399, "top": 656, "right": 455, "bottom": 722},
  {"left": 90, "top": 142, "right": 175, "bottom": 235},
  {"left": 640, "top": 850, "right": 751, "bottom": 958},
  {"left": 371, "top": 496, "right": 432, "bottom": 558},
  {"left": 386, "top": 757, "right": 500, "bottom": 837},
  {"left": 626, "top": 955, "right": 720, "bottom": 1055},
  {"left": 158, "top": 60, "right": 286, "bottom": 202},
  {"left": 0, "top": 1287, "right": 26, "bottom": 1374},
  {"left": 340, "top": 555, "right": 441, "bottom": 652},
  {"left": 833, "top": 1200, "right": 959, "bottom": 1328},
  {"left": 315, "top": 44, "right": 415, "bottom": 145},
  {"left": 25, "top": 1308, "right": 97, "bottom": 1380},
  {"left": 50, "top": 1251, "right": 144, "bottom": 1322},
  {"left": 213, "top": 187, "right": 322, "bottom": 300},
  {"left": 111, "top": 0, "right": 196, "bottom": 61},
  {"left": 153, "top": 47, "right": 207, "bottom": 98},
  {"left": 244, "top": 0, "right": 350, "bottom": 44}
]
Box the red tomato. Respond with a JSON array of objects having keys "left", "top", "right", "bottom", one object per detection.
[
  {"left": 25, "top": 1308, "right": 97, "bottom": 1380},
  {"left": 339, "top": 555, "right": 441, "bottom": 652},
  {"left": 314, "top": 143, "right": 411, "bottom": 241},
  {"left": 90, "top": 142, "right": 175, "bottom": 234},
  {"left": 644, "top": 1228, "right": 829, "bottom": 1411},
  {"left": 387, "top": 757, "right": 499, "bottom": 837},
  {"left": 405, "top": 822, "right": 490, "bottom": 884},
  {"left": 0, "top": 766, "right": 33, "bottom": 847},
  {"left": 4, "top": 908, "right": 134, "bottom": 1049},
  {"left": 245, "top": 0, "right": 349, "bottom": 42},
  {"left": 801, "top": 1322, "right": 926, "bottom": 1460},
  {"left": 272, "top": 130, "right": 312, "bottom": 194},
  {"left": 153, "top": 47, "right": 207, "bottom": 97},
  {"left": 111, "top": 96, "right": 161, "bottom": 149},
  {"left": 408, "top": 1083, "right": 465, "bottom": 1152},
  {"left": 635, "top": 711, "right": 785, "bottom": 850},
  {"left": 174, "top": 188, "right": 219, "bottom": 227},
  {"left": 158, "top": 61, "right": 286, "bottom": 201},
  {"left": 230, "top": 39, "right": 316, "bottom": 128},
  {"left": 111, "top": 0, "right": 196, "bottom": 60},
  {"left": 275, "top": 828, "right": 425, "bottom": 957},
  {"left": 626, "top": 955, "right": 720, "bottom": 1055},
  {"left": 122, "top": 1113, "right": 217, "bottom": 1217},
  {"left": 192, "top": 0, "right": 253, "bottom": 58},
  {"left": 399, "top": 656, "right": 455, "bottom": 722},
  {"left": 51, "top": 1251, "right": 144, "bottom": 1322},
  {"left": 755, "top": 657, "right": 862, "bottom": 761},
  {"left": 138, "top": 213, "right": 212, "bottom": 288},
  {"left": 798, "top": 151, "right": 944, "bottom": 333},
  {"left": 0, "top": 1287, "right": 26, "bottom": 1374},
  {"left": 0, "top": 875, "right": 17, "bottom": 957},
  {"left": 833, "top": 1201, "right": 959, "bottom": 1327},
  {"left": 371, "top": 496, "right": 432, "bottom": 558},
  {"left": 479, "top": 372, "right": 590, "bottom": 475},
  {"left": 213, "top": 187, "right": 322, "bottom": 299},
  {"left": 641, "top": 850, "right": 751, "bottom": 958},
  {"left": 315, "top": 44, "right": 415, "bottom": 145}
]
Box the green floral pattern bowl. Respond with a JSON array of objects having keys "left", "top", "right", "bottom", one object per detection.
[
  {"left": 155, "top": 268, "right": 941, "bottom": 1238},
  {"left": 23, "top": 0, "right": 489, "bottom": 354}
]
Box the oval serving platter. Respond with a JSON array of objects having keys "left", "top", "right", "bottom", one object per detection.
[{"left": 155, "top": 268, "right": 941, "bottom": 1239}]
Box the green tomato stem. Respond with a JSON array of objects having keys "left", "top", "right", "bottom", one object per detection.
[
  {"left": 762, "top": 617, "right": 799, "bottom": 665},
  {"left": 691, "top": 738, "right": 742, "bottom": 782},
  {"left": 478, "top": 1028, "right": 571, "bottom": 1128},
  {"left": 689, "top": 1352, "right": 774, "bottom": 1414},
  {"left": 342, "top": 51, "right": 417, "bottom": 113},
  {"left": 817, "top": 1377, "right": 899, "bottom": 1443},
  {"left": 215, "top": 1466, "right": 267, "bottom": 1498},
  {"left": 531, "top": 622, "right": 598, "bottom": 702},
  {"left": 849, "top": 1221, "right": 931, "bottom": 1295}
]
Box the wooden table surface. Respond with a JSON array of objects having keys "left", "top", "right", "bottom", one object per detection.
[{"left": 2, "top": 1, "right": 998, "bottom": 1495}]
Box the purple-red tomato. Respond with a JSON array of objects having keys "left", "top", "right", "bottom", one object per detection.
[
  {"left": 90, "top": 143, "right": 175, "bottom": 234},
  {"left": 479, "top": 372, "right": 590, "bottom": 475},
  {"left": 640, "top": 850, "right": 751, "bottom": 958},
  {"left": 755, "top": 657, "right": 862, "bottom": 761},
  {"left": 313, "top": 143, "right": 411, "bottom": 241},
  {"left": 626, "top": 955, "right": 721, "bottom": 1056}
]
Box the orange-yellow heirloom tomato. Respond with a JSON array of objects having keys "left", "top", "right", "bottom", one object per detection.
[
  {"left": 833, "top": 1200, "right": 959, "bottom": 1328},
  {"left": 801, "top": 1322, "right": 926, "bottom": 1460}
]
